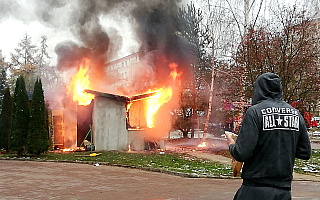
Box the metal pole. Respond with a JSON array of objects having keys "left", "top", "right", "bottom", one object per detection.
[
  {"left": 78, "top": 125, "right": 92, "bottom": 149},
  {"left": 90, "top": 124, "right": 93, "bottom": 151}
]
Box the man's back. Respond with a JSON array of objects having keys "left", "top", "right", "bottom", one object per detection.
[
  {"left": 226, "top": 73, "right": 311, "bottom": 200},
  {"left": 234, "top": 99, "right": 310, "bottom": 189}
]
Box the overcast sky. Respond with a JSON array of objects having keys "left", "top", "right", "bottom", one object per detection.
[
  {"left": 0, "top": 0, "right": 141, "bottom": 65},
  {"left": 0, "top": 0, "right": 315, "bottom": 66}
]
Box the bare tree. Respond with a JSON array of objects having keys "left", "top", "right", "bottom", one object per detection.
[
  {"left": 38, "top": 36, "right": 51, "bottom": 78},
  {"left": 195, "top": 0, "right": 266, "bottom": 135},
  {"left": 196, "top": 0, "right": 320, "bottom": 132},
  {"left": 41, "top": 64, "right": 64, "bottom": 93},
  {"left": 36, "top": 35, "right": 64, "bottom": 93},
  {"left": 236, "top": 5, "right": 320, "bottom": 111},
  {"left": 10, "top": 33, "right": 38, "bottom": 91}
]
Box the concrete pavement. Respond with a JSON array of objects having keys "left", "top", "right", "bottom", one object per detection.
[{"left": 1, "top": 160, "right": 320, "bottom": 200}]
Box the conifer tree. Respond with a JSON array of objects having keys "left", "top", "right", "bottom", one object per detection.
[
  {"left": 0, "top": 87, "right": 12, "bottom": 151},
  {"left": 9, "top": 76, "right": 30, "bottom": 155},
  {"left": 27, "top": 79, "right": 48, "bottom": 155},
  {"left": 10, "top": 77, "right": 19, "bottom": 131},
  {"left": 0, "top": 69, "right": 6, "bottom": 114}
]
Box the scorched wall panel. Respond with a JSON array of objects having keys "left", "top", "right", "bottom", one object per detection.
[{"left": 93, "top": 96, "right": 128, "bottom": 151}]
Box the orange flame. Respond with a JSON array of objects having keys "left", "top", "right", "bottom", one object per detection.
[
  {"left": 62, "top": 148, "right": 75, "bottom": 152},
  {"left": 126, "top": 101, "right": 132, "bottom": 124},
  {"left": 197, "top": 142, "right": 206, "bottom": 147},
  {"left": 126, "top": 101, "right": 132, "bottom": 112},
  {"left": 147, "top": 88, "right": 173, "bottom": 128},
  {"left": 67, "top": 59, "right": 95, "bottom": 106},
  {"left": 146, "top": 62, "right": 182, "bottom": 128},
  {"left": 169, "top": 62, "right": 183, "bottom": 86}
]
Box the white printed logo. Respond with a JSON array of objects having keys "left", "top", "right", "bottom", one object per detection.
[{"left": 261, "top": 107, "right": 299, "bottom": 131}]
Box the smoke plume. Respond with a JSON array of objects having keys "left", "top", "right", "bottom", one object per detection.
[
  {"left": 51, "top": 0, "right": 194, "bottom": 92},
  {"left": 0, "top": 0, "right": 195, "bottom": 92}
]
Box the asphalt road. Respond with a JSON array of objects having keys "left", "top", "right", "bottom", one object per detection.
[{"left": 1, "top": 160, "right": 319, "bottom": 200}]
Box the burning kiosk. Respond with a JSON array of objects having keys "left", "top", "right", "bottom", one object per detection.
[
  {"left": 50, "top": 59, "right": 181, "bottom": 152},
  {"left": 85, "top": 89, "right": 168, "bottom": 151},
  {"left": 50, "top": 89, "right": 167, "bottom": 151}
]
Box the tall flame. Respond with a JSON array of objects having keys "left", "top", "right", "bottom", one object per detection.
[
  {"left": 67, "top": 59, "right": 95, "bottom": 106},
  {"left": 147, "top": 88, "right": 173, "bottom": 128},
  {"left": 146, "top": 62, "right": 182, "bottom": 128}
]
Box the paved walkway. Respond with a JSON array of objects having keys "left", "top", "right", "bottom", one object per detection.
[
  {"left": 1, "top": 139, "right": 319, "bottom": 199},
  {"left": 1, "top": 160, "right": 320, "bottom": 200}
]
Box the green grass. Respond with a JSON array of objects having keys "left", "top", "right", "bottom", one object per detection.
[
  {"left": 1, "top": 149, "right": 319, "bottom": 177},
  {"left": 294, "top": 149, "right": 320, "bottom": 175},
  {"left": 0, "top": 151, "right": 233, "bottom": 177}
]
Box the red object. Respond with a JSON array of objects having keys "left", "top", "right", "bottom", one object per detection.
[
  {"left": 304, "top": 112, "right": 312, "bottom": 128},
  {"left": 291, "top": 101, "right": 312, "bottom": 128},
  {"left": 311, "top": 120, "right": 318, "bottom": 127}
]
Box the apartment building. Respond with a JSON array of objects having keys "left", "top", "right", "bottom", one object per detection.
[{"left": 105, "top": 52, "right": 141, "bottom": 93}]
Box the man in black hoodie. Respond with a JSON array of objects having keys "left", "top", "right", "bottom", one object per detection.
[{"left": 225, "top": 73, "right": 311, "bottom": 200}]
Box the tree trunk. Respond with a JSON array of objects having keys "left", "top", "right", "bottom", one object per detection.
[{"left": 203, "top": 41, "right": 215, "bottom": 139}]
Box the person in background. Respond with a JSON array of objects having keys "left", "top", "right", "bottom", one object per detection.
[{"left": 225, "top": 73, "right": 311, "bottom": 200}]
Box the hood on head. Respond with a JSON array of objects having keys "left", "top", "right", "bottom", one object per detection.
[{"left": 251, "top": 73, "right": 283, "bottom": 105}]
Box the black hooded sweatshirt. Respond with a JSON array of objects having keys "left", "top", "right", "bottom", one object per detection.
[{"left": 229, "top": 73, "right": 311, "bottom": 189}]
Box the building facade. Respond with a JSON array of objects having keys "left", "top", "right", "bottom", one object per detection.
[{"left": 105, "top": 52, "right": 141, "bottom": 93}]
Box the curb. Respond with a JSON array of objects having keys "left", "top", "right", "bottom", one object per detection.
[
  {"left": 2, "top": 157, "right": 318, "bottom": 181},
  {"left": 0, "top": 157, "right": 238, "bottom": 179}
]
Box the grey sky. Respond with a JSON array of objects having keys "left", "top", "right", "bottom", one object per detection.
[{"left": 0, "top": 0, "right": 139, "bottom": 65}]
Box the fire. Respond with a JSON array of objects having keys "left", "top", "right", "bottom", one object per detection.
[
  {"left": 144, "top": 62, "right": 182, "bottom": 128},
  {"left": 126, "top": 102, "right": 133, "bottom": 111},
  {"left": 197, "top": 142, "right": 206, "bottom": 147},
  {"left": 126, "top": 101, "right": 132, "bottom": 124},
  {"left": 169, "top": 62, "right": 182, "bottom": 86},
  {"left": 62, "top": 148, "right": 75, "bottom": 152},
  {"left": 147, "top": 87, "right": 173, "bottom": 128},
  {"left": 67, "top": 59, "right": 95, "bottom": 106}
]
